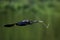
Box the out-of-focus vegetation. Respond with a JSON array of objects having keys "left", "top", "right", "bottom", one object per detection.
[{"left": 0, "top": 0, "right": 60, "bottom": 40}]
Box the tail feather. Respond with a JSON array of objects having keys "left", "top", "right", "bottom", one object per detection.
[{"left": 4, "top": 23, "right": 15, "bottom": 27}]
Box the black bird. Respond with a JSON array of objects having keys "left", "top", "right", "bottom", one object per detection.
[{"left": 4, "top": 20, "right": 43, "bottom": 27}]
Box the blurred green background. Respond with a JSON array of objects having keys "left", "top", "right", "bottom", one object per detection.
[{"left": 0, "top": 0, "right": 60, "bottom": 40}]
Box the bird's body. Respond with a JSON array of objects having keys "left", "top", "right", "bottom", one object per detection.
[{"left": 15, "top": 20, "right": 33, "bottom": 26}]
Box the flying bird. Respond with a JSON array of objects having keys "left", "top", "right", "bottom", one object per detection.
[{"left": 4, "top": 20, "right": 43, "bottom": 27}]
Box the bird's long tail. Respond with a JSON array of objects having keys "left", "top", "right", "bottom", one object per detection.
[{"left": 4, "top": 23, "right": 15, "bottom": 27}]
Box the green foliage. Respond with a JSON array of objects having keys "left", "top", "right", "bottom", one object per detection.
[
  {"left": 48, "top": 3, "right": 55, "bottom": 8},
  {"left": 0, "top": 0, "right": 60, "bottom": 40},
  {"left": 23, "top": 5, "right": 30, "bottom": 9}
]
